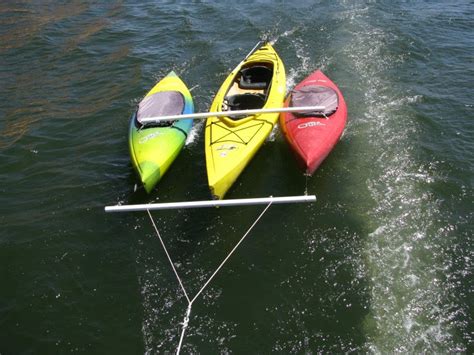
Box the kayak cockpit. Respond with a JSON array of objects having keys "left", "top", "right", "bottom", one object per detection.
[
  {"left": 290, "top": 85, "right": 339, "bottom": 118},
  {"left": 222, "top": 62, "right": 273, "bottom": 119},
  {"left": 135, "top": 90, "right": 185, "bottom": 128},
  {"left": 226, "top": 93, "right": 266, "bottom": 110},
  {"left": 239, "top": 65, "right": 273, "bottom": 90}
]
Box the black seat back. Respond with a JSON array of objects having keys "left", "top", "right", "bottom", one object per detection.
[
  {"left": 227, "top": 93, "right": 266, "bottom": 110},
  {"left": 239, "top": 66, "right": 272, "bottom": 90}
]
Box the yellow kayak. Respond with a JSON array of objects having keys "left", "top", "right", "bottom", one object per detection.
[{"left": 205, "top": 42, "right": 286, "bottom": 199}]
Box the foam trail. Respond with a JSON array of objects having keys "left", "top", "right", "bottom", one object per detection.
[
  {"left": 268, "top": 27, "right": 300, "bottom": 46},
  {"left": 337, "top": 7, "right": 462, "bottom": 352},
  {"left": 285, "top": 37, "right": 314, "bottom": 92}
]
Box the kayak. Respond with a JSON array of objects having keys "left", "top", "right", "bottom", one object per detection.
[
  {"left": 280, "top": 70, "right": 347, "bottom": 175},
  {"left": 129, "top": 71, "right": 194, "bottom": 193},
  {"left": 205, "top": 42, "right": 286, "bottom": 199}
]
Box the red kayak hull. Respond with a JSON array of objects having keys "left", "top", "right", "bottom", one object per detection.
[{"left": 280, "top": 70, "right": 347, "bottom": 175}]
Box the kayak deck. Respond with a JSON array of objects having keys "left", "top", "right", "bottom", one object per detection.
[{"left": 205, "top": 43, "right": 286, "bottom": 199}]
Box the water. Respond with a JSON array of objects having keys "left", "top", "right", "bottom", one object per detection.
[{"left": 1, "top": 1, "right": 472, "bottom": 353}]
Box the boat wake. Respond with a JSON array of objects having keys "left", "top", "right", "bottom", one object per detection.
[
  {"left": 285, "top": 37, "right": 313, "bottom": 91},
  {"left": 337, "top": 5, "right": 466, "bottom": 352},
  {"left": 267, "top": 27, "right": 300, "bottom": 46}
]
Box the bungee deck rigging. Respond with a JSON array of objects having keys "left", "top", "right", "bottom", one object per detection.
[{"left": 207, "top": 119, "right": 270, "bottom": 146}]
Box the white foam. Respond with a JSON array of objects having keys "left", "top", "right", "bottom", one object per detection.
[
  {"left": 267, "top": 26, "right": 300, "bottom": 46},
  {"left": 266, "top": 123, "right": 279, "bottom": 142},
  {"left": 286, "top": 38, "right": 312, "bottom": 90},
  {"left": 185, "top": 120, "right": 203, "bottom": 145},
  {"left": 339, "top": 7, "right": 462, "bottom": 352}
]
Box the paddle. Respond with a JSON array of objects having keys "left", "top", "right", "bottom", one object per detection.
[{"left": 139, "top": 105, "right": 326, "bottom": 124}]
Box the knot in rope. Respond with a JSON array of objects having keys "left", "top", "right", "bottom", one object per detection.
[
  {"left": 181, "top": 304, "right": 192, "bottom": 329},
  {"left": 177, "top": 304, "right": 192, "bottom": 355}
]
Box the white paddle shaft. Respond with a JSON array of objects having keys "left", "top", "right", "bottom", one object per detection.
[{"left": 139, "top": 106, "right": 325, "bottom": 124}]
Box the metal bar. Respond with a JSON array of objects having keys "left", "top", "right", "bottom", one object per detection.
[
  {"left": 105, "top": 195, "right": 316, "bottom": 213},
  {"left": 139, "top": 106, "right": 326, "bottom": 124}
]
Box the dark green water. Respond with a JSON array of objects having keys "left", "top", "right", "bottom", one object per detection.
[{"left": 1, "top": 1, "right": 472, "bottom": 353}]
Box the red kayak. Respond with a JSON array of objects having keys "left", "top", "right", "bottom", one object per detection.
[{"left": 280, "top": 70, "right": 347, "bottom": 175}]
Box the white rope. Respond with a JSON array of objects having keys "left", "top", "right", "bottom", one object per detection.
[
  {"left": 190, "top": 200, "right": 273, "bottom": 305},
  {"left": 146, "top": 201, "right": 273, "bottom": 354},
  {"left": 146, "top": 209, "right": 190, "bottom": 304}
]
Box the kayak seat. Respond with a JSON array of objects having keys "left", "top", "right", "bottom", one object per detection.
[
  {"left": 227, "top": 93, "right": 266, "bottom": 111},
  {"left": 225, "top": 93, "right": 266, "bottom": 120},
  {"left": 239, "top": 66, "right": 272, "bottom": 90}
]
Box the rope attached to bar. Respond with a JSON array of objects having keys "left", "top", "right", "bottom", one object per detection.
[
  {"left": 146, "top": 200, "right": 273, "bottom": 354},
  {"left": 146, "top": 209, "right": 190, "bottom": 304}
]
